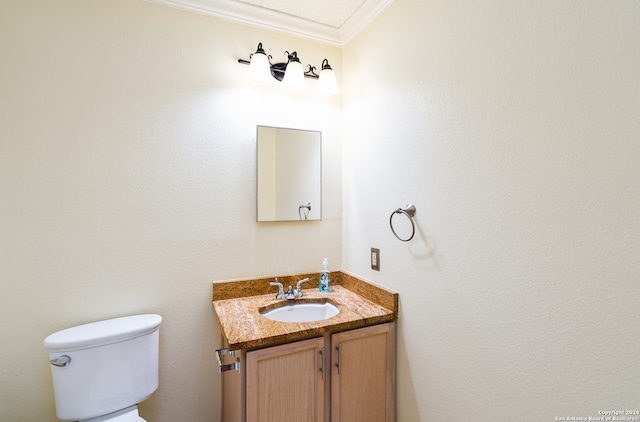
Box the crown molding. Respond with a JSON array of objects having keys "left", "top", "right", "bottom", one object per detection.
[
  {"left": 146, "top": 0, "right": 394, "bottom": 47},
  {"left": 340, "top": 0, "right": 394, "bottom": 45}
]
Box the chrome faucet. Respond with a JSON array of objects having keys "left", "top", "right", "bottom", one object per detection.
[
  {"left": 269, "top": 277, "right": 311, "bottom": 300},
  {"left": 286, "top": 286, "right": 295, "bottom": 299}
]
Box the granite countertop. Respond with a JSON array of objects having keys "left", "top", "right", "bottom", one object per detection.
[{"left": 212, "top": 271, "right": 398, "bottom": 351}]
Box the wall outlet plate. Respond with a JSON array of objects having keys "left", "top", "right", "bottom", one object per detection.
[{"left": 371, "top": 248, "right": 380, "bottom": 271}]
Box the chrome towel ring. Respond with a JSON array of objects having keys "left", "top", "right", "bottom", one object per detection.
[
  {"left": 390, "top": 203, "right": 416, "bottom": 242},
  {"left": 298, "top": 203, "right": 311, "bottom": 220}
]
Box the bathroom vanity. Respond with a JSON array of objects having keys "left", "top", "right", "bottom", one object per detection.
[{"left": 212, "top": 271, "right": 398, "bottom": 422}]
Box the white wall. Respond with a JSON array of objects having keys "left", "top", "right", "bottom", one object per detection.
[
  {"left": 0, "top": 1, "right": 341, "bottom": 420},
  {"left": 342, "top": 0, "right": 640, "bottom": 421}
]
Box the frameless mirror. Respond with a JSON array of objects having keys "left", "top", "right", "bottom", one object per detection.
[{"left": 257, "top": 126, "right": 321, "bottom": 222}]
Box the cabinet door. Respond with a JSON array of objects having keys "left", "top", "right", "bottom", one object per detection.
[
  {"left": 246, "top": 336, "right": 326, "bottom": 422},
  {"left": 331, "top": 323, "right": 395, "bottom": 422}
]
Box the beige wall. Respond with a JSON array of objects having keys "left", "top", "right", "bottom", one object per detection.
[
  {"left": 0, "top": 1, "right": 341, "bottom": 420},
  {"left": 342, "top": 0, "right": 640, "bottom": 420}
]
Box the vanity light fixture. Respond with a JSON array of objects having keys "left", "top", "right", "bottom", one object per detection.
[{"left": 238, "top": 42, "right": 340, "bottom": 96}]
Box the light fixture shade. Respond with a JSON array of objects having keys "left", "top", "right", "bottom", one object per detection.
[
  {"left": 318, "top": 68, "right": 339, "bottom": 96},
  {"left": 283, "top": 59, "right": 304, "bottom": 89},
  {"left": 248, "top": 43, "right": 271, "bottom": 81},
  {"left": 317, "top": 59, "right": 339, "bottom": 96}
]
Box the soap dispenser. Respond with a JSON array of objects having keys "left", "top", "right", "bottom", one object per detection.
[{"left": 319, "top": 258, "right": 331, "bottom": 293}]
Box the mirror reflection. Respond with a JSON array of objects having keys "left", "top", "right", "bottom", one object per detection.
[{"left": 256, "top": 126, "right": 322, "bottom": 222}]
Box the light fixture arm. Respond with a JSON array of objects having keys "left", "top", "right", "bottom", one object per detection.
[
  {"left": 285, "top": 51, "right": 300, "bottom": 63},
  {"left": 304, "top": 64, "right": 319, "bottom": 79}
]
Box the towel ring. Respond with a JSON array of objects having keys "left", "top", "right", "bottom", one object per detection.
[
  {"left": 298, "top": 203, "right": 311, "bottom": 220},
  {"left": 389, "top": 204, "right": 416, "bottom": 242}
]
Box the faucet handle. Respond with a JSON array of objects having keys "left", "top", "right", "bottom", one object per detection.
[
  {"left": 296, "top": 277, "right": 310, "bottom": 290},
  {"left": 294, "top": 278, "right": 311, "bottom": 298},
  {"left": 270, "top": 279, "right": 285, "bottom": 300}
]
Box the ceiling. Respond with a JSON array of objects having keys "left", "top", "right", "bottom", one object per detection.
[{"left": 148, "top": 0, "right": 394, "bottom": 46}]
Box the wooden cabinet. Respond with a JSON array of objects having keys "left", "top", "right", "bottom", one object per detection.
[
  {"left": 220, "top": 322, "right": 395, "bottom": 422},
  {"left": 331, "top": 323, "right": 395, "bottom": 422},
  {"left": 246, "top": 337, "right": 325, "bottom": 422}
]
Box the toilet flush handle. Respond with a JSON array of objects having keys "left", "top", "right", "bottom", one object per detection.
[{"left": 50, "top": 355, "right": 71, "bottom": 367}]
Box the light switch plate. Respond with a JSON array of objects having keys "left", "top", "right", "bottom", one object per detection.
[{"left": 371, "top": 248, "right": 380, "bottom": 271}]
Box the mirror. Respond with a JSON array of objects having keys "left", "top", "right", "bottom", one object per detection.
[{"left": 256, "top": 126, "right": 322, "bottom": 222}]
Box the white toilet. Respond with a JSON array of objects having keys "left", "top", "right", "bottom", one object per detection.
[{"left": 44, "top": 314, "right": 162, "bottom": 421}]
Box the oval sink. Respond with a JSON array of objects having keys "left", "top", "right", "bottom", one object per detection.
[{"left": 260, "top": 302, "right": 340, "bottom": 323}]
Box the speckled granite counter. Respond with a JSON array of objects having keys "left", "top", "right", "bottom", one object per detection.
[{"left": 212, "top": 271, "right": 398, "bottom": 350}]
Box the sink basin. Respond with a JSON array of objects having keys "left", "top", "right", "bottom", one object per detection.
[{"left": 260, "top": 301, "right": 340, "bottom": 323}]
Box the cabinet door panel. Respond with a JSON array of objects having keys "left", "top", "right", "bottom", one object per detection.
[
  {"left": 332, "top": 323, "right": 395, "bottom": 422},
  {"left": 246, "top": 337, "right": 325, "bottom": 422}
]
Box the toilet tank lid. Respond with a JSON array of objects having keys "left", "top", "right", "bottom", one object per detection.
[{"left": 44, "top": 314, "right": 162, "bottom": 352}]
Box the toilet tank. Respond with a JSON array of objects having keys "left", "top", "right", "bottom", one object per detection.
[{"left": 44, "top": 314, "right": 162, "bottom": 421}]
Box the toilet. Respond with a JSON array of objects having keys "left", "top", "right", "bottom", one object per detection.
[{"left": 44, "top": 314, "right": 162, "bottom": 421}]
